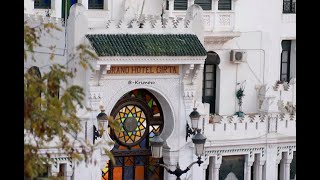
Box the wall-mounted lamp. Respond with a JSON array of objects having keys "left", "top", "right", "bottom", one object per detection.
[
  {"left": 186, "top": 108, "right": 201, "bottom": 141},
  {"left": 93, "top": 108, "right": 108, "bottom": 144},
  {"left": 150, "top": 129, "right": 207, "bottom": 180}
]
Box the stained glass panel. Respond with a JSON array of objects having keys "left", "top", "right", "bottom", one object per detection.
[{"left": 106, "top": 89, "right": 164, "bottom": 179}]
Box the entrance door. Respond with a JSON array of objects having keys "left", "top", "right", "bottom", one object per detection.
[{"left": 102, "top": 89, "right": 164, "bottom": 180}]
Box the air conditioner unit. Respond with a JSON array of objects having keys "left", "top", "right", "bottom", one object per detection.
[{"left": 230, "top": 50, "right": 247, "bottom": 63}]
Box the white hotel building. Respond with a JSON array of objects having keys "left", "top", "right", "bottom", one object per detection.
[{"left": 24, "top": 0, "right": 296, "bottom": 180}]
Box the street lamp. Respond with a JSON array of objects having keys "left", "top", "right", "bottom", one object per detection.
[
  {"left": 93, "top": 108, "right": 108, "bottom": 144},
  {"left": 150, "top": 109, "right": 207, "bottom": 180},
  {"left": 186, "top": 108, "right": 201, "bottom": 141}
]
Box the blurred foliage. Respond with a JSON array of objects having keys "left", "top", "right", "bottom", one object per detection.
[{"left": 24, "top": 20, "right": 118, "bottom": 179}]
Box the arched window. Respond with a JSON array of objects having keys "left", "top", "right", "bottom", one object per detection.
[
  {"left": 88, "top": 0, "right": 104, "bottom": 9},
  {"left": 102, "top": 89, "right": 164, "bottom": 180},
  {"left": 47, "top": 72, "right": 60, "bottom": 98},
  {"left": 202, "top": 52, "right": 220, "bottom": 114},
  {"left": 34, "top": 0, "right": 51, "bottom": 9}
]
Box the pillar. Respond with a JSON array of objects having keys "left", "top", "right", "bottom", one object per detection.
[
  {"left": 279, "top": 152, "right": 293, "bottom": 180},
  {"left": 208, "top": 155, "right": 222, "bottom": 180},
  {"left": 253, "top": 154, "right": 265, "bottom": 180},
  {"left": 262, "top": 145, "right": 278, "bottom": 180},
  {"left": 244, "top": 154, "right": 254, "bottom": 180}
]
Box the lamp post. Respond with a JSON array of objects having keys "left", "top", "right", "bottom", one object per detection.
[
  {"left": 93, "top": 108, "right": 108, "bottom": 144},
  {"left": 186, "top": 108, "right": 201, "bottom": 141},
  {"left": 150, "top": 108, "right": 206, "bottom": 180}
]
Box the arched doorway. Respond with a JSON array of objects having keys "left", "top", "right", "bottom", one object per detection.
[{"left": 102, "top": 89, "right": 164, "bottom": 180}]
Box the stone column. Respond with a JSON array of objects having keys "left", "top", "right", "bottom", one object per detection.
[
  {"left": 262, "top": 145, "right": 278, "bottom": 180},
  {"left": 208, "top": 155, "right": 222, "bottom": 180},
  {"left": 244, "top": 154, "right": 254, "bottom": 180},
  {"left": 279, "top": 152, "right": 293, "bottom": 180},
  {"left": 253, "top": 154, "right": 265, "bottom": 180}
]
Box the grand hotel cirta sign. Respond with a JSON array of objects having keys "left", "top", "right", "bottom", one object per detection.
[{"left": 106, "top": 65, "right": 179, "bottom": 75}]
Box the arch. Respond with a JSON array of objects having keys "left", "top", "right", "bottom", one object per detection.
[
  {"left": 103, "top": 89, "right": 165, "bottom": 180},
  {"left": 106, "top": 85, "right": 175, "bottom": 144}
]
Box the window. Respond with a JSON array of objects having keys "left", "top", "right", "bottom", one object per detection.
[
  {"left": 89, "top": 0, "right": 104, "bottom": 9},
  {"left": 103, "top": 89, "right": 164, "bottom": 180},
  {"left": 280, "top": 40, "right": 292, "bottom": 82},
  {"left": 283, "top": 0, "right": 296, "bottom": 13},
  {"left": 34, "top": 0, "right": 51, "bottom": 9},
  {"left": 218, "top": 0, "right": 232, "bottom": 10},
  {"left": 195, "top": 0, "right": 212, "bottom": 10},
  {"left": 166, "top": 0, "right": 188, "bottom": 10},
  {"left": 202, "top": 52, "right": 220, "bottom": 114}
]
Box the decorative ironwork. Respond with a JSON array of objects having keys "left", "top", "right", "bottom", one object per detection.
[
  {"left": 156, "top": 156, "right": 203, "bottom": 180},
  {"left": 186, "top": 123, "right": 196, "bottom": 141},
  {"left": 283, "top": 1, "right": 296, "bottom": 13}
]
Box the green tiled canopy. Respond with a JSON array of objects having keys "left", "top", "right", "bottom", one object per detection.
[{"left": 86, "top": 34, "right": 207, "bottom": 57}]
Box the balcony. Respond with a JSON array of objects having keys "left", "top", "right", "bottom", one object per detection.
[{"left": 168, "top": 10, "right": 235, "bottom": 32}]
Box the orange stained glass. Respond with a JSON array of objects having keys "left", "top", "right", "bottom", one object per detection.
[
  {"left": 132, "top": 144, "right": 140, "bottom": 149},
  {"left": 119, "top": 112, "right": 125, "bottom": 118},
  {"left": 136, "top": 131, "right": 141, "bottom": 137},
  {"left": 118, "top": 145, "right": 127, "bottom": 150},
  {"left": 113, "top": 167, "right": 122, "bottom": 180},
  {"left": 153, "top": 106, "right": 159, "bottom": 114},
  {"left": 119, "top": 132, "right": 124, "bottom": 138},
  {"left": 124, "top": 157, "right": 134, "bottom": 166},
  {"left": 137, "top": 111, "right": 141, "bottom": 117},
  {"left": 102, "top": 173, "right": 108, "bottom": 180},
  {"left": 131, "top": 107, "right": 136, "bottom": 113},
  {"left": 125, "top": 107, "right": 130, "bottom": 114},
  {"left": 135, "top": 166, "right": 145, "bottom": 180},
  {"left": 139, "top": 125, "right": 145, "bottom": 130}
]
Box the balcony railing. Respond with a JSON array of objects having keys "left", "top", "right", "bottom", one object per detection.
[
  {"left": 283, "top": 1, "right": 296, "bottom": 14},
  {"left": 168, "top": 10, "right": 235, "bottom": 32}
]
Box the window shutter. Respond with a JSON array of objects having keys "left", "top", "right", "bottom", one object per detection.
[
  {"left": 218, "top": 0, "right": 232, "bottom": 10},
  {"left": 195, "top": 0, "right": 212, "bottom": 10},
  {"left": 174, "top": 0, "right": 188, "bottom": 10}
]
